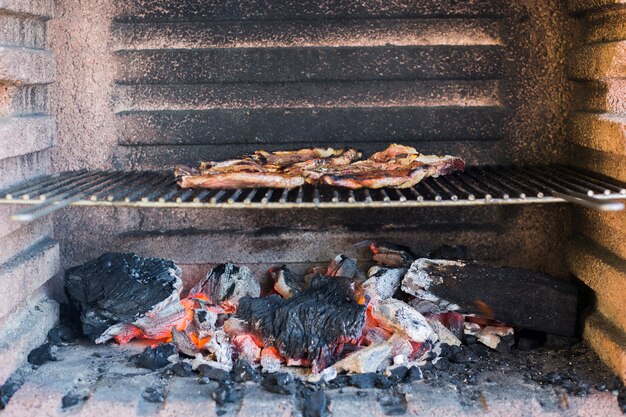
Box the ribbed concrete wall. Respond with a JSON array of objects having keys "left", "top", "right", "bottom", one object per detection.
[
  {"left": 567, "top": 0, "right": 626, "bottom": 381},
  {"left": 0, "top": 0, "right": 59, "bottom": 384}
]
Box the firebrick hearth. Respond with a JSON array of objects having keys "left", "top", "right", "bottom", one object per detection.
[{"left": 0, "top": 0, "right": 625, "bottom": 416}]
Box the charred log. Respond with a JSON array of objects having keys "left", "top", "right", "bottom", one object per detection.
[
  {"left": 370, "top": 242, "right": 415, "bottom": 268},
  {"left": 64, "top": 253, "right": 186, "bottom": 343},
  {"left": 402, "top": 259, "right": 578, "bottom": 336},
  {"left": 237, "top": 275, "right": 366, "bottom": 372}
]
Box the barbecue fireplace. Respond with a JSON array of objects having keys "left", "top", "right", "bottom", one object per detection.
[{"left": 0, "top": 0, "right": 625, "bottom": 415}]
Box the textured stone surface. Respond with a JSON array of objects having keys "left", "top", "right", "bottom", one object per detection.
[
  {"left": 567, "top": 238, "right": 626, "bottom": 333},
  {"left": 0, "top": 0, "right": 54, "bottom": 19},
  {"left": 0, "top": 47, "right": 55, "bottom": 85},
  {"left": 0, "top": 116, "right": 55, "bottom": 160},
  {"left": 0, "top": 293, "right": 58, "bottom": 384},
  {"left": 2, "top": 341, "right": 624, "bottom": 416},
  {"left": 568, "top": 2, "right": 626, "bottom": 381},
  {"left": 584, "top": 312, "right": 626, "bottom": 382},
  {"left": 0, "top": 238, "right": 59, "bottom": 321}
]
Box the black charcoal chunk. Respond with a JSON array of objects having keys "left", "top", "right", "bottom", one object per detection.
[
  {"left": 327, "top": 375, "right": 350, "bottom": 389},
  {"left": 302, "top": 389, "right": 329, "bottom": 417},
  {"left": 0, "top": 377, "right": 23, "bottom": 410},
  {"left": 64, "top": 253, "right": 182, "bottom": 342},
  {"left": 326, "top": 255, "right": 360, "bottom": 279},
  {"left": 449, "top": 347, "right": 477, "bottom": 364},
  {"left": 433, "top": 358, "right": 450, "bottom": 371},
  {"left": 142, "top": 386, "right": 166, "bottom": 403},
  {"left": 375, "top": 375, "right": 393, "bottom": 389},
  {"left": 61, "top": 393, "right": 83, "bottom": 409},
  {"left": 237, "top": 275, "right": 366, "bottom": 372},
  {"left": 27, "top": 343, "right": 56, "bottom": 366},
  {"left": 261, "top": 372, "right": 296, "bottom": 395},
  {"left": 47, "top": 324, "right": 81, "bottom": 345},
  {"left": 198, "top": 364, "right": 231, "bottom": 381},
  {"left": 137, "top": 343, "right": 177, "bottom": 371},
  {"left": 378, "top": 390, "right": 408, "bottom": 415},
  {"left": 618, "top": 387, "right": 626, "bottom": 414},
  {"left": 270, "top": 265, "right": 305, "bottom": 298},
  {"left": 388, "top": 366, "right": 409, "bottom": 383},
  {"left": 171, "top": 362, "right": 193, "bottom": 377},
  {"left": 405, "top": 366, "right": 423, "bottom": 382},
  {"left": 349, "top": 373, "right": 377, "bottom": 389},
  {"left": 231, "top": 360, "right": 260, "bottom": 383},
  {"left": 212, "top": 381, "right": 242, "bottom": 406}
]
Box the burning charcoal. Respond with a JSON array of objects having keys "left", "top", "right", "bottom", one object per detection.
[
  {"left": 349, "top": 373, "right": 377, "bottom": 388},
  {"left": 387, "top": 333, "right": 413, "bottom": 358},
  {"left": 137, "top": 342, "right": 178, "bottom": 371},
  {"left": 206, "top": 330, "right": 234, "bottom": 368},
  {"left": 333, "top": 342, "right": 392, "bottom": 374},
  {"left": 222, "top": 317, "right": 248, "bottom": 337},
  {"left": 171, "top": 361, "right": 193, "bottom": 377},
  {"left": 64, "top": 253, "right": 186, "bottom": 344},
  {"left": 231, "top": 360, "right": 260, "bottom": 383},
  {"left": 370, "top": 242, "right": 415, "bottom": 268},
  {"left": 189, "top": 306, "right": 218, "bottom": 340},
  {"left": 378, "top": 390, "right": 408, "bottom": 416},
  {"left": 363, "top": 266, "right": 407, "bottom": 304},
  {"left": 477, "top": 326, "right": 514, "bottom": 352},
  {"left": 426, "top": 319, "right": 461, "bottom": 346},
  {"left": 261, "top": 372, "right": 296, "bottom": 395},
  {"left": 269, "top": 265, "right": 304, "bottom": 298},
  {"left": 190, "top": 263, "right": 260, "bottom": 310},
  {"left": 142, "top": 386, "right": 166, "bottom": 403},
  {"left": 326, "top": 255, "right": 360, "bottom": 279},
  {"left": 302, "top": 389, "right": 329, "bottom": 417},
  {"left": 212, "top": 381, "right": 242, "bottom": 406},
  {"left": 260, "top": 347, "right": 283, "bottom": 373},
  {"left": 171, "top": 327, "right": 200, "bottom": 357},
  {"left": 27, "top": 343, "right": 57, "bottom": 366},
  {"left": 371, "top": 299, "right": 434, "bottom": 344},
  {"left": 232, "top": 334, "right": 261, "bottom": 364},
  {"left": 401, "top": 258, "right": 578, "bottom": 336},
  {"left": 237, "top": 275, "right": 366, "bottom": 372},
  {"left": 427, "top": 244, "right": 468, "bottom": 260},
  {"left": 198, "top": 364, "right": 231, "bottom": 381},
  {"left": 363, "top": 326, "right": 392, "bottom": 346}
]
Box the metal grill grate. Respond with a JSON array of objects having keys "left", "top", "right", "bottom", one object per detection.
[{"left": 1, "top": 165, "right": 625, "bottom": 221}]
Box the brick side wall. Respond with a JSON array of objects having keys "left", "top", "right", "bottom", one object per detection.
[
  {"left": 567, "top": 0, "right": 626, "bottom": 381},
  {"left": 0, "top": 0, "right": 59, "bottom": 384}
]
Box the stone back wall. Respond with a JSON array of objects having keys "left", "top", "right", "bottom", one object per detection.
[{"left": 0, "top": 0, "right": 60, "bottom": 384}]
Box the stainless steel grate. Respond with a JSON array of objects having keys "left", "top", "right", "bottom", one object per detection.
[{"left": 1, "top": 166, "right": 625, "bottom": 221}]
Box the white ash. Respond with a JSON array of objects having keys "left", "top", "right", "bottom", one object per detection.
[
  {"left": 371, "top": 299, "right": 436, "bottom": 344},
  {"left": 171, "top": 327, "right": 200, "bottom": 357},
  {"left": 205, "top": 330, "right": 233, "bottom": 368},
  {"left": 187, "top": 354, "right": 232, "bottom": 372},
  {"left": 190, "top": 263, "right": 260, "bottom": 308},
  {"left": 427, "top": 319, "right": 462, "bottom": 347},
  {"left": 307, "top": 366, "right": 338, "bottom": 383},
  {"left": 363, "top": 266, "right": 407, "bottom": 303},
  {"left": 260, "top": 348, "right": 283, "bottom": 373},
  {"left": 223, "top": 317, "right": 248, "bottom": 336},
  {"left": 401, "top": 258, "right": 463, "bottom": 312},
  {"left": 333, "top": 342, "right": 393, "bottom": 374}
]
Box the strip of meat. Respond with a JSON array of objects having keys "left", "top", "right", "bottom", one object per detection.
[
  {"left": 249, "top": 147, "right": 346, "bottom": 167},
  {"left": 318, "top": 155, "right": 464, "bottom": 189},
  {"left": 177, "top": 171, "right": 305, "bottom": 189}
]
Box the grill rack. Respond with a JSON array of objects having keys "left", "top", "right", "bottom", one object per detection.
[{"left": 1, "top": 165, "right": 625, "bottom": 221}]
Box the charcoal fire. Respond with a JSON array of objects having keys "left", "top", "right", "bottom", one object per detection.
[
  {"left": 236, "top": 275, "right": 367, "bottom": 372},
  {"left": 64, "top": 253, "right": 187, "bottom": 344},
  {"left": 190, "top": 263, "right": 260, "bottom": 311}
]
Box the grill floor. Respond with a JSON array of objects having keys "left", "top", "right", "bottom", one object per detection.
[{"left": 2, "top": 341, "right": 623, "bottom": 417}]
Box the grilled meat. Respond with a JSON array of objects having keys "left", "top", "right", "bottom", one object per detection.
[{"left": 176, "top": 144, "right": 464, "bottom": 190}]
